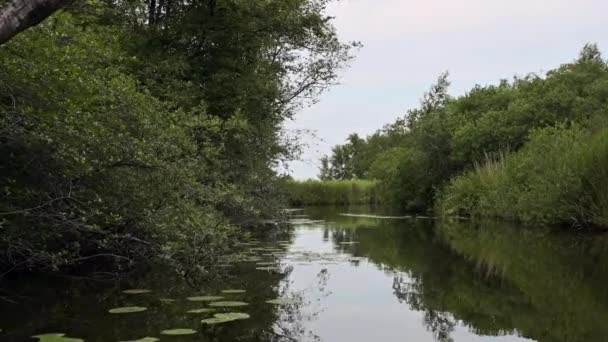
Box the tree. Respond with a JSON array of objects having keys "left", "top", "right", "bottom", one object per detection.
[{"left": 0, "top": 0, "right": 71, "bottom": 46}]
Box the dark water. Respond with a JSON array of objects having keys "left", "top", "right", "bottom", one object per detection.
[{"left": 2, "top": 206, "right": 608, "bottom": 342}]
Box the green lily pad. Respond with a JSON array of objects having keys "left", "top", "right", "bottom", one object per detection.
[
  {"left": 122, "top": 289, "right": 152, "bottom": 294},
  {"left": 32, "top": 333, "right": 84, "bottom": 342},
  {"left": 208, "top": 301, "right": 249, "bottom": 307},
  {"left": 200, "top": 317, "right": 232, "bottom": 324},
  {"left": 108, "top": 306, "right": 148, "bottom": 314},
  {"left": 201, "top": 312, "right": 250, "bottom": 324},
  {"left": 187, "top": 308, "right": 216, "bottom": 314},
  {"left": 266, "top": 298, "right": 295, "bottom": 305},
  {"left": 160, "top": 329, "right": 197, "bottom": 336},
  {"left": 221, "top": 289, "right": 246, "bottom": 294},
  {"left": 215, "top": 312, "right": 250, "bottom": 320},
  {"left": 187, "top": 295, "right": 224, "bottom": 302},
  {"left": 119, "top": 337, "right": 160, "bottom": 342}
]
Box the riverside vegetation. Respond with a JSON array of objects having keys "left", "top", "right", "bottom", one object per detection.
[
  {"left": 302, "top": 44, "right": 608, "bottom": 229},
  {"left": 0, "top": 0, "right": 357, "bottom": 276}
]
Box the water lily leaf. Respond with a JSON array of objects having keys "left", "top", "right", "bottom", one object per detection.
[
  {"left": 108, "top": 306, "right": 147, "bottom": 314},
  {"left": 215, "top": 312, "right": 250, "bottom": 320},
  {"left": 32, "top": 333, "right": 84, "bottom": 342},
  {"left": 221, "top": 289, "right": 246, "bottom": 294},
  {"left": 186, "top": 296, "right": 224, "bottom": 302},
  {"left": 200, "top": 317, "right": 232, "bottom": 325},
  {"left": 208, "top": 301, "right": 249, "bottom": 307},
  {"left": 122, "top": 289, "right": 152, "bottom": 294},
  {"left": 119, "top": 337, "right": 160, "bottom": 342},
  {"left": 201, "top": 312, "right": 250, "bottom": 324},
  {"left": 266, "top": 298, "right": 295, "bottom": 305},
  {"left": 160, "top": 329, "right": 196, "bottom": 336},
  {"left": 187, "top": 308, "right": 216, "bottom": 314}
]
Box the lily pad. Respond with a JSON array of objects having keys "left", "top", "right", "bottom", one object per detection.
[
  {"left": 215, "top": 312, "right": 250, "bottom": 320},
  {"left": 119, "top": 337, "right": 160, "bottom": 342},
  {"left": 122, "top": 289, "right": 152, "bottom": 294},
  {"left": 200, "top": 317, "right": 233, "bottom": 325},
  {"left": 108, "top": 306, "right": 148, "bottom": 314},
  {"left": 160, "top": 329, "right": 197, "bottom": 336},
  {"left": 187, "top": 308, "right": 216, "bottom": 314},
  {"left": 187, "top": 295, "right": 224, "bottom": 302},
  {"left": 201, "top": 312, "right": 250, "bottom": 324},
  {"left": 266, "top": 298, "right": 295, "bottom": 305},
  {"left": 32, "top": 333, "right": 84, "bottom": 342},
  {"left": 221, "top": 289, "right": 246, "bottom": 294},
  {"left": 208, "top": 301, "right": 249, "bottom": 307}
]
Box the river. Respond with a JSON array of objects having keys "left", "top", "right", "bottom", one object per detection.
[{"left": 2, "top": 206, "right": 608, "bottom": 341}]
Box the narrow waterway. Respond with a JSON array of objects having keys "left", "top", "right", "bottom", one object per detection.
[{"left": 2, "top": 206, "right": 608, "bottom": 341}]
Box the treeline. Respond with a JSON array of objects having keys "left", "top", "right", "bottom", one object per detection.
[
  {"left": 320, "top": 44, "right": 608, "bottom": 228},
  {"left": 285, "top": 179, "right": 382, "bottom": 206},
  {"left": 0, "top": 0, "right": 354, "bottom": 274}
]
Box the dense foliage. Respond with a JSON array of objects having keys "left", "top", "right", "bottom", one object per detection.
[
  {"left": 0, "top": 0, "right": 355, "bottom": 274},
  {"left": 320, "top": 44, "right": 608, "bottom": 228}
]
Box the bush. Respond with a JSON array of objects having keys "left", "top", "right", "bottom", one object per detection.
[{"left": 439, "top": 124, "right": 608, "bottom": 228}]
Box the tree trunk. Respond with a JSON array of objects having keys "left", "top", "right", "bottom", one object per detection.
[
  {"left": 0, "top": 0, "right": 71, "bottom": 46},
  {"left": 148, "top": 0, "right": 156, "bottom": 25}
]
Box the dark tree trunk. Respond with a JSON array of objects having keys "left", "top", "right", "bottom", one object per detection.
[
  {"left": 0, "top": 0, "right": 71, "bottom": 46},
  {"left": 148, "top": 0, "right": 156, "bottom": 25}
]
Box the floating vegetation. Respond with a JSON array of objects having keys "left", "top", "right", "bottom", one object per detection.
[
  {"left": 215, "top": 312, "right": 250, "bottom": 320},
  {"left": 288, "top": 219, "right": 325, "bottom": 225},
  {"left": 208, "top": 301, "right": 249, "bottom": 307},
  {"left": 122, "top": 289, "right": 152, "bottom": 294},
  {"left": 338, "top": 213, "right": 411, "bottom": 219},
  {"left": 160, "top": 329, "right": 197, "bottom": 336},
  {"left": 187, "top": 308, "right": 216, "bottom": 314},
  {"left": 221, "top": 289, "right": 246, "bottom": 294},
  {"left": 32, "top": 333, "right": 84, "bottom": 342},
  {"left": 266, "top": 298, "right": 295, "bottom": 305},
  {"left": 282, "top": 208, "right": 304, "bottom": 213},
  {"left": 119, "top": 337, "right": 160, "bottom": 342},
  {"left": 186, "top": 296, "right": 224, "bottom": 302},
  {"left": 108, "top": 306, "right": 148, "bottom": 314},
  {"left": 159, "top": 298, "right": 176, "bottom": 303},
  {"left": 201, "top": 312, "right": 250, "bottom": 324}
]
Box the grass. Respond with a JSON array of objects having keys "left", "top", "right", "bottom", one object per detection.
[
  {"left": 438, "top": 124, "right": 608, "bottom": 229},
  {"left": 284, "top": 179, "right": 383, "bottom": 206}
]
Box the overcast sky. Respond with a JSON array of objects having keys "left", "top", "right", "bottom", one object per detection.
[{"left": 284, "top": 0, "right": 608, "bottom": 179}]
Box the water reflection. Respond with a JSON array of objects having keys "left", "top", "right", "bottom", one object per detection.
[{"left": 2, "top": 206, "right": 608, "bottom": 342}]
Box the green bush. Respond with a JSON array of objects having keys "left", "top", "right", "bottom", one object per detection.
[{"left": 439, "top": 124, "right": 608, "bottom": 227}]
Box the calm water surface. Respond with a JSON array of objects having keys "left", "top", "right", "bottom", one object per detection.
[{"left": 2, "top": 206, "right": 608, "bottom": 341}]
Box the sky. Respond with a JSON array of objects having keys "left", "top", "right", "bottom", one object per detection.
[{"left": 283, "top": 0, "right": 608, "bottom": 179}]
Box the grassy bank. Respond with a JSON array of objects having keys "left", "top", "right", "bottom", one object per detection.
[
  {"left": 438, "top": 124, "right": 608, "bottom": 227},
  {"left": 285, "top": 179, "right": 383, "bottom": 206}
]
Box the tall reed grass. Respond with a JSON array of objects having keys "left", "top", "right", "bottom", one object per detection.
[
  {"left": 438, "top": 124, "right": 608, "bottom": 228},
  {"left": 285, "top": 179, "right": 383, "bottom": 206}
]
